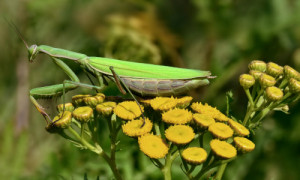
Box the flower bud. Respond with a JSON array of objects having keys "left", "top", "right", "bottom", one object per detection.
[
  {"left": 95, "top": 93, "right": 105, "bottom": 102},
  {"left": 266, "top": 62, "right": 283, "bottom": 77},
  {"left": 50, "top": 111, "right": 72, "bottom": 129},
  {"left": 233, "top": 137, "right": 255, "bottom": 153},
  {"left": 289, "top": 78, "right": 300, "bottom": 93},
  {"left": 249, "top": 70, "right": 263, "bottom": 80},
  {"left": 284, "top": 65, "right": 300, "bottom": 80},
  {"left": 83, "top": 96, "right": 104, "bottom": 107},
  {"left": 259, "top": 73, "right": 276, "bottom": 88},
  {"left": 72, "top": 94, "right": 91, "bottom": 106},
  {"left": 72, "top": 106, "right": 94, "bottom": 123},
  {"left": 266, "top": 86, "right": 283, "bottom": 101},
  {"left": 239, "top": 74, "right": 255, "bottom": 89},
  {"left": 57, "top": 103, "right": 75, "bottom": 113},
  {"left": 96, "top": 102, "right": 117, "bottom": 116},
  {"left": 248, "top": 60, "right": 267, "bottom": 72}
]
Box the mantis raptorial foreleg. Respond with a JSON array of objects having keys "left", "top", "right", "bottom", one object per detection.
[{"left": 30, "top": 57, "right": 105, "bottom": 124}]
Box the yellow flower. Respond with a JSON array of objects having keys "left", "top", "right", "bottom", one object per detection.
[
  {"left": 191, "top": 102, "right": 229, "bottom": 122},
  {"left": 210, "top": 139, "right": 237, "bottom": 159},
  {"left": 165, "top": 125, "right": 195, "bottom": 145},
  {"left": 193, "top": 113, "right": 215, "bottom": 128},
  {"left": 72, "top": 106, "right": 94, "bottom": 123},
  {"left": 176, "top": 96, "right": 193, "bottom": 108},
  {"left": 234, "top": 137, "right": 255, "bottom": 153},
  {"left": 83, "top": 96, "right": 104, "bottom": 107},
  {"left": 140, "top": 98, "right": 154, "bottom": 107},
  {"left": 182, "top": 147, "right": 207, "bottom": 165},
  {"left": 114, "top": 101, "right": 144, "bottom": 120},
  {"left": 122, "top": 118, "right": 153, "bottom": 137},
  {"left": 72, "top": 94, "right": 91, "bottom": 106},
  {"left": 150, "top": 97, "right": 177, "bottom": 111},
  {"left": 208, "top": 123, "right": 233, "bottom": 140},
  {"left": 96, "top": 102, "right": 117, "bottom": 116},
  {"left": 56, "top": 103, "right": 75, "bottom": 112},
  {"left": 265, "top": 86, "right": 283, "bottom": 101},
  {"left": 138, "top": 134, "right": 169, "bottom": 159},
  {"left": 162, "top": 108, "right": 193, "bottom": 124},
  {"left": 51, "top": 111, "right": 72, "bottom": 129},
  {"left": 228, "top": 119, "right": 250, "bottom": 136}
]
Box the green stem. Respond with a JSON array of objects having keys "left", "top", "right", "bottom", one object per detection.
[
  {"left": 215, "top": 163, "right": 227, "bottom": 180},
  {"left": 162, "top": 151, "right": 179, "bottom": 180},
  {"left": 100, "top": 152, "right": 123, "bottom": 180},
  {"left": 67, "top": 126, "right": 101, "bottom": 154},
  {"left": 244, "top": 88, "right": 254, "bottom": 106}
]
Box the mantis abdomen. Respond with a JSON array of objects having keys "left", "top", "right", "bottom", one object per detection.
[{"left": 121, "top": 78, "right": 209, "bottom": 97}]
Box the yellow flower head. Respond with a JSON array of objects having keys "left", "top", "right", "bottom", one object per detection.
[
  {"left": 150, "top": 97, "right": 177, "bottom": 111},
  {"left": 165, "top": 125, "right": 195, "bottom": 145},
  {"left": 208, "top": 123, "right": 233, "bottom": 140},
  {"left": 72, "top": 106, "right": 94, "bottom": 123},
  {"left": 96, "top": 102, "right": 117, "bottom": 116},
  {"left": 234, "top": 137, "right": 255, "bottom": 153},
  {"left": 122, "top": 118, "right": 153, "bottom": 137},
  {"left": 162, "top": 108, "right": 193, "bottom": 124},
  {"left": 140, "top": 98, "right": 154, "bottom": 107},
  {"left": 176, "top": 96, "right": 193, "bottom": 108},
  {"left": 138, "top": 134, "right": 169, "bottom": 159},
  {"left": 83, "top": 95, "right": 104, "bottom": 107},
  {"left": 191, "top": 102, "right": 229, "bottom": 122},
  {"left": 182, "top": 147, "right": 207, "bottom": 165},
  {"left": 193, "top": 113, "right": 215, "bottom": 129},
  {"left": 72, "top": 94, "right": 91, "bottom": 106},
  {"left": 114, "top": 101, "right": 144, "bottom": 120},
  {"left": 57, "top": 103, "right": 75, "bottom": 113},
  {"left": 228, "top": 119, "right": 250, "bottom": 136},
  {"left": 51, "top": 111, "right": 72, "bottom": 129},
  {"left": 210, "top": 139, "right": 237, "bottom": 159}
]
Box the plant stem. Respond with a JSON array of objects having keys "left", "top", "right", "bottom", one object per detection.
[
  {"left": 215, "top": 163, "right": 227, "bottom": 180},
  {"left": 161, "top": 151, "right": 179, "bottom": 180},
  {"left": 100, "top": 152, "right": 123, "bottom": 180}
]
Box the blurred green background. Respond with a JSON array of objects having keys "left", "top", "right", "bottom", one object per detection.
[{"left": 1, "top": 0, "right": 300, "bottom": 179}]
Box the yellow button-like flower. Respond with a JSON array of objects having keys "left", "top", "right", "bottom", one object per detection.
[
  {"left": 162, "top": 108, "right": 193, "bottom": 124},
  {"left": 83, "top": 96, "right": 104, "bottom": 107},
  {"left": 284, "top": 65, "right": 300, "bottom": 80},
  {"left": 191, "top": 102, "right": 229, "bottom": 122},
  {"left": 248, "top": 60, "right": 267, "bottom": 72},
  {"left": 193, "top": 113, "right": 215, "bottom": 128},
  {"left": 72, "top": 106, "right": 94, "bottom": 123},
  {"left": 265, "top": 86, "right": 283, "bottom": 101},
  {"left": 228, "top": 119, "right": 249, "bottom": 136},
  {"left": 150, "top": 97, "right": 177, "bottom": 111},
  {"left": 289, "top": 78, "right": 300, "bottom": 93},
  {"left": 234, "top": 137, "right": 255, "bottom": 153},
  {"left": 208, "top": 123, "right": 233, "bottom": 140},
  {"left": 176, "top": 96, "right": 193, "bottom": 108},
  {"left": 51, "top": 111, "right": 72, "bottom": 129},
  {"left": 138, "top": 134, "right": 169, "bottom": 159},
  {"left": 114, "top": 101, "right": 144, "bottom": 120},
  {"left": 259, "top": 73, "right": 276, "bottom": 88},
  {"left": 165, "top": 125, "right": 195, "bottom": 145},
  {"left": 122, "top": 118, "right": 153, "bottom": 137},
  {"left": 182, "top": 147, "right": 207, "bottom": 165},
  {"left": 96, "top": 102, "right": 117, "bottom": 116},
  {"left": 239, "top": 74, "right": 255, "bottom": 89},
  {"left": 266, "top": 62, "right": 283, "bottom": 77},
  {"left": 210, "top": 139, "right": 237, "bottom": 159},
  {"left": 72, "top": 94, "right": 91, "bottom": 106},
  {"left": 57, "top": 103, "right": 75, "bottom": 113},
  {"left": 140, "top": 98, "right": 154, "bottom": 107}
]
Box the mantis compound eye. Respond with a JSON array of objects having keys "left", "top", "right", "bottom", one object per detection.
[{"left": 28, "top": 44, "right": 38, "bottom": 62}]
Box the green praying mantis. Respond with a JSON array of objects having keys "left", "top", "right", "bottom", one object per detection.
[{"left": 14, "top": 25, "right": 214, "bottom": 125}]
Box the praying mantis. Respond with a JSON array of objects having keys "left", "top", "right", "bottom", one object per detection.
[{"left": 16, "top": 28, "right": 213, "bottom": 125}]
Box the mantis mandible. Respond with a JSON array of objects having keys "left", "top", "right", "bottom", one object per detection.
[{"left": 17, "top": 30, "right": 213, "bottom": 125}]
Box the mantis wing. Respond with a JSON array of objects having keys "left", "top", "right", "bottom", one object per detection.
[{"left": 88, "top": 57, "right": 211, "bottom": 80}]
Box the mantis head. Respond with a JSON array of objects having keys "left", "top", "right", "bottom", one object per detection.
[{"left": 28, "top": 44, "right": 39, "bottom": 62}]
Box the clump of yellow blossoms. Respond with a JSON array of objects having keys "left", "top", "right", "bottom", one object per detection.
[{"left": 46, "top": 60, "right": 300, "bottom": 180}]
